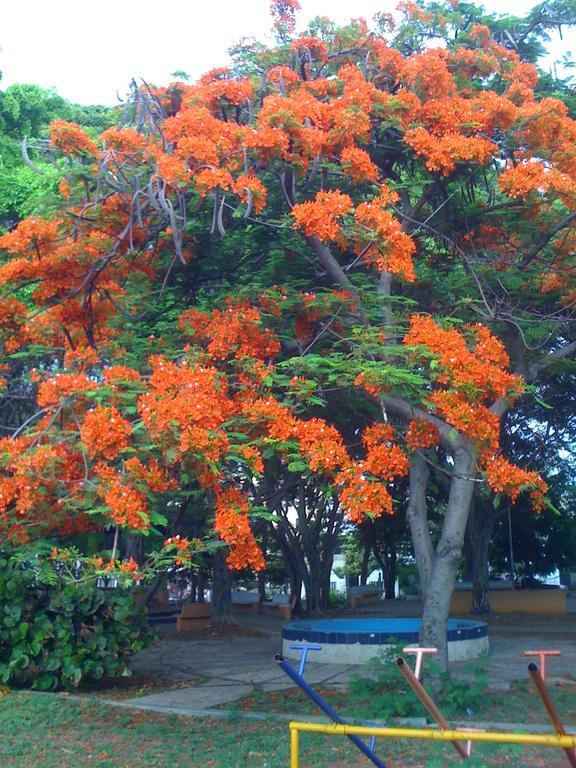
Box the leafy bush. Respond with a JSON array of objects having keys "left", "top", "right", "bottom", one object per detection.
[
  {"left": 348, "top": 641, "right": 489, "bottom": 721},
  {"left": 0, "top": 549, "right": 153, "bottom": 690},
  {"left": 328, "top": 588, "right": 347, "bottom": 607},
  {"left": 348, "top": 640, "right": 424, "bottom": 720}
]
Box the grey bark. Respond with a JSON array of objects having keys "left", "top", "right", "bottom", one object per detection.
[
  {"left": 211, "top": 548, "right": 233, "bottom": 625},
  {"left": 465, "top": 498, "right": 499, "bottom": 614},
  {"left": 406, "top": 453, "right": 433, "bottom": 596},
  {"left": 419, "top": 447, "right": 477, "bottom": 669}
]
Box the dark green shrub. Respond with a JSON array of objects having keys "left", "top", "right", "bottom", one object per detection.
[
  {"left": 0, "top": 549, "right": 153, "bottom": 690},
  {"left": 348, "top": 640, "right": 489, "bottom": 721},
  {"left": 348, "top": 640, "right": 425, "bottom": 720}
]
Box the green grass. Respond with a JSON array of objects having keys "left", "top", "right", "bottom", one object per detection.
[
  {"left": 222, "top": 678, "right": 576, "bottom": 726},
  {"left": 0, "top": 691, "right": 572, "bottom": 767}
]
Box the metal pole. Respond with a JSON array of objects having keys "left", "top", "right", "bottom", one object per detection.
[
  {"left": 528, "top": 663, "right": 576, "bottom": 768},
  {"left": 274, "top": 655, "right": 388, "bottom": 768},
  {"left": 289, "top": 720, "right": 576, "bottom": 748},
  {"left": 290, "top": 723, "right": 300, "bottom": 768},
  {"left": 396, "top": 657, "right": 469, "bottom": 760}
]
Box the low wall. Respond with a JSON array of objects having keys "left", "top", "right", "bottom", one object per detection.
[
  {"left": 283, "top": 635, "right": 489, "bottom": 665},
  {"left": 450, "top": 589, "right": 566, "bottom": 614}
]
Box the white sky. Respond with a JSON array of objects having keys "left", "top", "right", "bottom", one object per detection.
[{"left": 0, "top": 0, "right": 571, "bottom": 105}]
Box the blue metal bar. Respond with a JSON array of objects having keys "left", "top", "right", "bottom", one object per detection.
[
  {"left": 275, "top": 655, "right": 388, "bottom": 768},
  {"left": 288, "top": 644, "right": 322, "bottom": 677}
]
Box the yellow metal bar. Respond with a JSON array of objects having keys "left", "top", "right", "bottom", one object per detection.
[
  {"left": 289, "top": 721, "right": 576, "bottom": 749},
  {"left": 290, "top": 723, "right": 300, "bottom": 768}
]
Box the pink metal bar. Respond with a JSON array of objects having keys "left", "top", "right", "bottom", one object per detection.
[
  {"left": 396, "top": 658, "right": 470, "bottom": 760},
  {"left": 523, "top": 650, "right": 561, "bottom": 682},
  {"left": 457, "top": 727, "right": 486, "bottom": 757},
  {"left": 528, "top": 662, "right": 576, "bottom": 768},
  {"left": 402, "top": 647, "right": 437, "bottom": 680}
]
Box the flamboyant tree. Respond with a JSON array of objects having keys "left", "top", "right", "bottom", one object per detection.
[{"left": 0, "top": 0, "right": 574, "bottom": 662}]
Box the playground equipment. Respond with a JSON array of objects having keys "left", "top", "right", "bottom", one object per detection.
[{"left": 277, "top": 644, "right": 576, "bottom": 767}]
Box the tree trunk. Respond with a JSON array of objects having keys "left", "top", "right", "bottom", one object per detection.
[
  {"left": 360, "top": 543, "right": 371, "bottom": 586},
  {"left": 257, "top": 529, "right": 268, "bottom": 603},
  {"left": 420, "top": 447, "right": 477, "bottom": 669},
  {"left": 465, "top": 499, "right": 498, "bottom": 614},
  {"left": 289, "top": 571, "right": 303, "bottom": 614},
  {"left": 305, "top": 564, "right": 320, "bottom": 613},
  {"left": 372, "top": 542, "right": 397, "bottom": 600},
  {"left": 320, "top": 561, "right": 333, "bottom": 608},
  {"left": 383, "top": 545, "right": 397, "bottom": 600},
  {"left": 123, "top": 533, "right": 144, "bottom": 565},
  {"left": 189, "top": 571, "right": 198, "bottom": 602},
  {"left": 197, "top": 569, "right": 206, "bottom": 602},
  {"left": 211, "top": 549, "right": 233, "bottom": 626},
  {"left": 406, "top": 453, "right": 433, "bottom": 597}
]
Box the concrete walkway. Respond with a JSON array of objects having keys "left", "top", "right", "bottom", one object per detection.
[{"left": 121, "top": 608, "right": 576, "bottom": 715}]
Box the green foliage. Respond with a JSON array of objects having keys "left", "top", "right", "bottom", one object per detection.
[
  {"left": 348, "top": 641, "right": 425, "bottom": 720},
  {"left": 328, "top": 588, "right": 347, "bottom": 607},
  {"left": 0, "top": 548, "right": 153, "bottom": 691},
  {"left": 431, "top": 658, "right": 490, "bottom": 718},
  {"left": 349, "top": 642, "right": 489, "bottom": 720}
]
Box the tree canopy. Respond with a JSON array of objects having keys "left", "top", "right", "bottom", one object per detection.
[{"left": 0, "top": 0, "right": 575, "bottom": 662}]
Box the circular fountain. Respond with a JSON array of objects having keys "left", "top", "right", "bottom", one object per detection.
[{"left": 282, "top": 617, "right": 488, "bottom": 664}]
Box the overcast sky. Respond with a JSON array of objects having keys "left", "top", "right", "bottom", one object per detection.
[{"left": 0, "top": 0, "right": 571, "bottom": 105}]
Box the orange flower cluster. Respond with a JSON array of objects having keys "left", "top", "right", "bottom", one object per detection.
[
  {"left": 139, "top": 357, "right": 234, "bottom": 466},
  {"left": 0, "top": 298, "right": 31, "bottom": 353},
  {"left": 484, "top": 456, "right": 548, "bottom": 513},
  {"left": 194, "top": 167, "right": 234, "bottom": 195},
  {"left": 0, "top": 216, "right": 60, "bottom": 257},
  {"left": 361, "top": 423, "right": 410, "bottom": 481},
  {"left": 164, "top": 534, "right": 190, "bottom": 551},
  {"left": 336, "top": 465, "right": 394, "bottom": 522},
  {"left": 214, "top": 487, "right": 265, "bottom": 570},
  {"left": 37, "top": 373, "right": 95, "bottom": 409},
  {"left": 499, "top": 161, "right": 576, "bottom": 209},
  {"left": 340, "top": 146, "right": 379, "bottom": 183},
  {"left": 404, "top": 315, "right": 522, "bottom": 402},
  {"left": 115, "top": 557, "right": 139, "bottom": 578},
  {"left": 0, "top": 441, "right": 59, "bottom": 519},
  {"left": 179, "top": 303, "right": 281, "bottom": 362},
  {"left": 233, "top": 174, "right": 268, "bottom": 214},
  {"left": 295, "top": 418, "right": 349, "bottom": 473},
  {"left": 355, "top": 188, "right": 416, "bottom": 281},
  {"left": 403, "top": 316, "right": 546, "bottom": 509},
  {"left": 102, "top": 366, "right": 142, "bottom": 386},
  {"left": 49, "top": 120, "right": 99, "bottom": 157},
  {"left": 402, "top": 49, "right": 456, "bottom": 101},
  {"left": 430, "top": 391, "right": 500, "bottom": 457},
  {"left": 405, "top": 127, "right": 495, "bottom": 175},
  {"left": 100, "top": 126, "right": 147, "bottom": 154},
  {"left": 292, "top": 191, "right": 353, "bottom": 241},
  {"left": 406, "top": 419, "right": 440, "bottom": 450},
  {"left": 80, "top": 406, "right": 132, "bottom": 460},
  {"left": 156, "top": 154, "right": 191, "bottom": 186},
  {"left": 248, "top": 398, "right": 408, "bottom": 524},
  {"left": 103, "top": 479, "right": 149, "bottom": 530},
  {"left": 290, "top": 37, "right": 328, "bottom": 64},
  {"left": 125, "top": 457, "right": 175, "bottom": 494}
]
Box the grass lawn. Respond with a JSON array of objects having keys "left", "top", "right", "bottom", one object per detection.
[
  {"left": 0, "top": 691, "right": 572, "bottom": 768},
  {"left": 225, "top": 677, "right": 576, "bottom": 725}
]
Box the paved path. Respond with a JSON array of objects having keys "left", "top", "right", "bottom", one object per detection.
[{"left": 122, "top": 610, "right": 576, "bottom": 714}]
